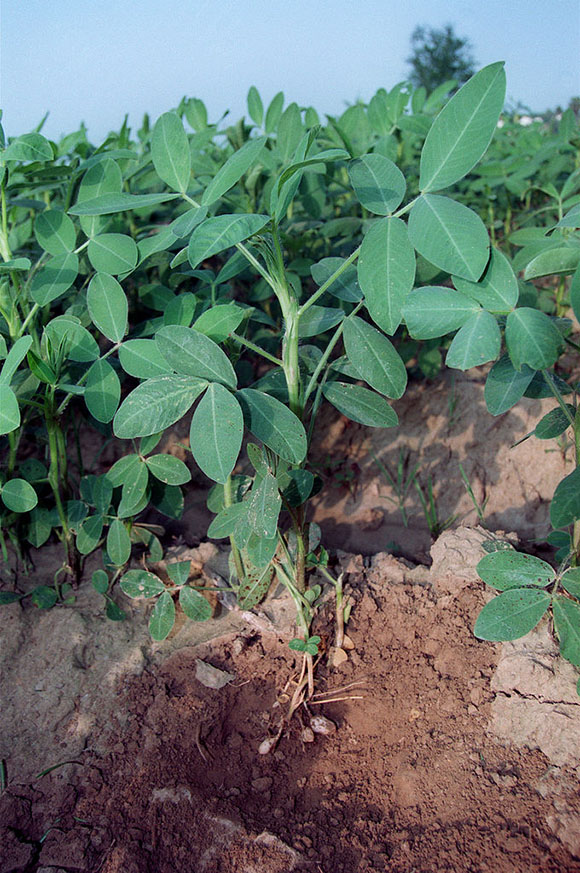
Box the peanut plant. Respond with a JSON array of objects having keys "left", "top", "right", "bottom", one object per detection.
[{"left": 0, "top": 63, "right": 579, "bottom": 695}]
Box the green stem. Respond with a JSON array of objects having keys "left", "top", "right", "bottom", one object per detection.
[
  {"left": 45, "top": 393, "right": 80, "bottom": 581},
  {"left": 229, "top": 332, "right": 282, "bottom": 367},
  {"left": 0, "top": 177, "right": 12, "bottom": 262},
  {"left": 298, "top": 246, "right": 361, "bottom": 317},
  {"left": 541, "top": 369, "right": 575, "bottom": 429},
  {"left": 17, "top": 303, "right": 39, "bottom": 338},
  {"left": 303, "top": 301, "right": 364, "bottom": 407},
  {"left": 223, "top": 474, "right": 246, "bottom": 584}
]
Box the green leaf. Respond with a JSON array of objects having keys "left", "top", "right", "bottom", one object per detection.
[
  {"left": 166, "top": 561, "right": 190, "bottom": 586},
  {"left": 452, "top": 249, "right": 519, "bottom": 312},
  {"left": 93, "top": 476, "right": 114, "bottom": 514},
  {"left": 179, "top": 586, "right": 212, "bottom": 621},
  {"left": 0, "top": 591, "right": 24, "bottom": 604},
  {"left": 484, "top": 355, "right": 535, "bottom": 416},
  {"left": 561, "top": 568, "right": 580, "bottom": 600},
  {"left": 557, "top": 203, "right": 580, "bottom": 228},
  {"left": 120, "top": 568, "right": 166, "bottom": 598},
  {"left": 149, "top": 590, "right": 176, "bottom": 641},
  {"left": 311, "top": 257, "right": 362, "bottom": 303},
  {"left": 118, "top": 339, "right": 173, "bottom": 378},
  {"left": 247, "top": 86, "right": 264, "bottom": 125},
  {"left": 237, "top": 560, "right": 273, "bottom": 609},
  {"left": 348, "top": 154, "right": 406, "bottom": 214},
  {"left": 505, "top": 308, "right": 563, "bottom": 371},
  {"left": 106, "top": 454, "right": 141, "bottom": 487},
  {"left": 403, "top": 286, "right": 482, "bottom": 339},
  {"left": 0, "top": 384, "right": 20, "bottom": 435},
  {"left": 535, "top": 405, "right": 576, "bottom": 440},
  {"left": 151, "top": 112, "right": 191, "bottom": 193},
  {"left": 445, "top": 310, "right": 500, "bottom": 370},
  {"left": 570, "top": 264, "right": 580, "bottom": 322},
  {"left": 236, "top": 388, "right": 307, "bottom": 464},
  {"left": 27, "top": 350, "right": 57, "bottom": 385},
  {"left": 87, "top": 273, "right": 128, "bottom": 343},
  {"left": 188, "top": 214, "right": 270, "bottom": 269},
  {"left": 524, "top": 247, "right": 580, "bottom": 280},
  {"left": 1, "top": 478, "right": 38, "bottom": 513},
  {"left": 107, "top": 518, "right": 131, "bottom": 566},
  {"left": 88, "top": 233, "right": 138, "bottom": 275},
  {"left": 76, "top": 157, "right": 123, "bottom": 238},
  {"left": 68, "top": 192, "right": 180, "bottom": 215},
  {"left": 474, "top": 588, "right": 551, "bottom": 641},
  {"left": 145, "top": 454, "right": 191, "bottom": 485},
  {"left": 193, "top": 304, "right": 245, "bottom": 342},
  {"left": 106, "top": 600, "right": 126, "bottom": 622},
  {"left": 2, "top": 133, "right": 53, "bottom": 162},
  {"left": 35, "top": 210, "right": 76, "bottom": 255},
  {"left": 477, "top": 551, "right": 555, "bottom": 591},
  {"left": 189, "top": 383, "right": 243, "bottom": 484},
  {"left": 44, "top": 316, "right": 100, "bottom": 363},
  {"left": 0, "top": 336, "right": 33, "bottom": 386},
  {"left": 139, "top": 432, "right": 163, "bottom": 455},
  {"left": 150, "top": 482, "right": 184, "bottom": 519},
  {"left": 30, "top": 252, "right": 78, "bottom": 305},
  {"left": 76, "top": 514, "right": 104, "bottom": 554},
  {"left": 156, "top": 325, "right": 236, "bottom": 388},
  {"left": 420, "top": 62, "right": 506, "bottom": 192},
  {"left": 246, "top": 532, "right": 277, "bottom": 568},
  {"left": 202, "top": 137, "right": 267, "bottom": 206},
  {"left": 358, "top": 217, "right": 415, "bottom": 335},
  {"left": 552, "top": 596, "right": 580, "bottom": 667},
  {"left": 298, "top": 306, "right": 344, "bottom": 338},
  {"left": 281, "top": 469, "right": 314, "bottom": 507},
  {"left": 550, "top": 467, "right": 580, "bottom": 529},
  {"left": 323, "top": 381, "right": 398, "bottom": 428},
  {"left": 184, "top": 98, "right": 208, "bottom": 131},
  {"left": 343, "top": 316, "right": 407, "bottom": 399},
  {"left": 408, "top": 194, "right": 490, "bottom": 281},
  {"left": 265, "top": 91, "right": 284, "bottom": 134},
  {"left": 207, "top": 502, "right": 249, "bottom": 539},
  {"left": 0, "top": 258, "right": 31, "bottom": 272},
  {"left": 84, "top": 359, "right": 121, "bottom": 423},
  {"left": 113, "top": 375, "right": 207, "bottom": 439},
  {"left": 117, "top": 461, "right": 150, "bottom": 518},
  {"left": 92, "top": 569, "right": 109, "bottom": 595},
  {"left": 163, "top": 292, "right": 197, "bottom": 328},
  {"left": 247, "top": 472, "right": 281, "bottom": 539},
  {"left": 27, "top": 507, "right": 53, "bottom": 548},
  {"left": 30, "top": 586, "right": 58, "bottom": 610},
  {"left": 20, "top": 459, "right": 47, "bottom": 482}
]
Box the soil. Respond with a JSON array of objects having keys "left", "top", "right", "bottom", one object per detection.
[{"left": 1, "top": 374, "right": 579, "bottom": 873}]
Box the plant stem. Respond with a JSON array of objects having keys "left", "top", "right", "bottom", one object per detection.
[
  {"left": 541, "top": 369, "right": 575, "bottom": 428},
  {"left": 298, "top": 246, "right": 361, "bottom": 317},
  {"left": 223, "top": 474, "right": 246, "bottom": 583},
  {"left": 45, "top": 391, "right": 80, "bottom": 583},
  {"left": 229, "top": 331, "right": 281, "bottom": 367}
]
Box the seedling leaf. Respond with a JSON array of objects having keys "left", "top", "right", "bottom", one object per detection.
[
  {"left": 474, "top": 588, "right": 551, "bottom": 641},
  {"left": 477, "top": 551, "right": 555, "bottom": 590}
]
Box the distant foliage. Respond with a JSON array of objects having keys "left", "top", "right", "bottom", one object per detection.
[{"left": 407, "top": 24, "right": 476, "bottom": 92}]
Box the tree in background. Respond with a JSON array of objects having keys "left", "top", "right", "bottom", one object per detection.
[{"left": 407, "top": 24, "right": 476, "bottom": 92}]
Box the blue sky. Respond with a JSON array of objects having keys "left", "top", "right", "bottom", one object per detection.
[{"left": 2, "top": 0, "right": 579, "bottom": 142}]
